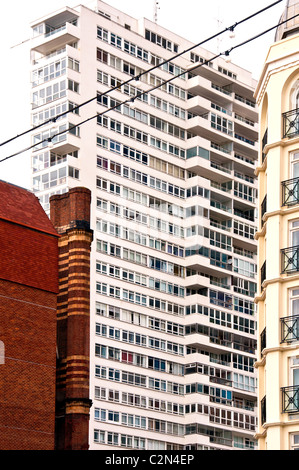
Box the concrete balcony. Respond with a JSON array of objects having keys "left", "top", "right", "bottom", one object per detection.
[
  {"left": 186, "top": 140, "right": 234, "bottom": 184},
  {"left": 233, "top": 187, "right": 257, "bottom": 208},
  {"left": 47, "top": 128, "right": 80, "bottom": 155},
  {"left": 185, "top": 330, "right": 235, "bottom": 355},
  {"left": 234, "top": 133, "right": 258, "bottom": 159},
  {"left": 186, "top": 75, "right": 233, "bottom": 108},
  {"left": 185, "top": 332, "right": 212, "bottom": 349},
  {"left": 210, "top": 197, "right": 232, "bottom": 215},
  {"left": 31, "top": 21, "right": 80, "bottom": 55},
  {"left": 185, "top": 351, "right": 231, "bottom": 368},
  {"left": 186, "top": 95, "right": 210, "bottom": 115},
  {"left": 184, "top": 250, "right": 233, "bottom": 275},
  {"left": 234, "top": 114, "right": 258, "bottom": 142},
  {"left": 186, "top": 113, "right": 234, "bottom": 145},
  {"left": 184, "top": 274, "right": 210, "bottom": 289}
]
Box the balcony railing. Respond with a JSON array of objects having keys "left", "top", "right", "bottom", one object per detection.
[
  {"left": 281, "top": 246, "right": 299, "bottom": 274},
  {"left": 282, "top": 177, "right": 299, "bottom": 206},
  {"left": 234, "top": 133, "right": 255, "bottom": 146},
  {"left": 282, "top": 108, "right": 299, "bottom": 139},
  {"left": 281, "top": 315, "right": 299, "bottom": 343},
  {"left": 282, "top": 386, "right": 299, "bottom": 413}
]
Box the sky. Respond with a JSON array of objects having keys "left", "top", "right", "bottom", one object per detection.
[{"left": 0, "top": 0, "right": 286, "bottom": 189}]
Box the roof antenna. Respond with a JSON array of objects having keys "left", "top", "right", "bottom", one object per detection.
[{"left": 153, "top": 1, "right": 160, "bottom": 23}]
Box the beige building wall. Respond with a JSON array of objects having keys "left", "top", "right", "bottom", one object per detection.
[{"left": 255, "top": 21, "right": 299, "bottom": 449}]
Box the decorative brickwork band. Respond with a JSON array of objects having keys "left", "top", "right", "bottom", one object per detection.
[{"left": 50, "top": 188, "right": 93, "bottom": 450}]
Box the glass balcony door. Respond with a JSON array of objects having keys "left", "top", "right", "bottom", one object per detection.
[
  {"left": 291, "top": 221, "right": 299, "bottom": 271},
  {"left": 282, "top": 153, "right": 299, "bottom": 206},
  {"left": 281, "top": 289, "right": 299, "bottom": 343},
  {"left": 294, "top": 368, "right": 299, "bottom": 387},
  {"left": 291, "top": 153, "right": 299, "bottom": 179},
  {"left": 291, "top": 358, "right": 299, "bottom": 411},
  {"left": 291, "top": 290, "right": 299, "bottom": 341},
  {"left": 291, "top": 154, "right": 299, "bottom": 203},
  {"left": 291, "top": 225, "right": 299, "bottom": 246}
]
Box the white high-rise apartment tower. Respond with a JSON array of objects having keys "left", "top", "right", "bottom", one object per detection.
[{"left": 30, "top": 0, "right": 258, "bottom": 450}]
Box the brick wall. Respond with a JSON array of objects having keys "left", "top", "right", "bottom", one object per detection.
[
  {"left": 0, "top": 202, "right": 59, "bottom": 450},
  {"left": 0, "top": 279, "right": 57, "bottom": 449},
  {"left": 0, "top": 219, "right": 58, "bottom": 293}
]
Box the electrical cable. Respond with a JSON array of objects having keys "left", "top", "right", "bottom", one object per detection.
[
  {"left": 0, "top": 0, "right": 283, "bottom": 148},
  {"left": 2, "top": 9, "right": 297, "bottom": 164}
]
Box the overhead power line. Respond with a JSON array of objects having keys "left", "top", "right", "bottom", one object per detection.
[
  {"left": 2, "top": 8, "right": 296, "bottom": 164},
  {"left": 2, "top": 10, "right": 298, "bottom": 164},
  {"left": 0, "top": 0, "right": 283, "bottom": 149}
]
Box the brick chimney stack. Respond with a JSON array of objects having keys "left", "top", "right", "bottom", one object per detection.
[{"left": 50, "top": 187, "right": 93, "bottom": 450}]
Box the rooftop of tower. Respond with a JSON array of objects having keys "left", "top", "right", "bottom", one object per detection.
[{"left": 274, "top": 0, "right": 299, "bottom": 41}]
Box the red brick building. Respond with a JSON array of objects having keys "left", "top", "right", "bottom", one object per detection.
[
  {"left": 0, "top": 182, "right": 93, "bottom": 450},
  {"left": 0, "top": 180, "right": 59, "bottom": 450}
]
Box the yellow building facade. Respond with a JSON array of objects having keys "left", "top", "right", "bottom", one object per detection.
[{"left": 254, "top": 1, "right": 299, "bottom": 450}]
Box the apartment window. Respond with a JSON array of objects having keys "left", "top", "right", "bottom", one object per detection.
[
  {"left": 281, "top": 221, "right": 299, "bottom": 273},
  {"left": 282, "top": 357, "right": 299, "bottom": 413},
  {"left": 33, "top": 23, "right": 44, "bottom": 36},
  {"left": 282, "top": 289, "right": 299, "bottom": 343},
  {"left": 107, "top": 432, "right": 119, "bottom": 446},
  {"left": 233, "top": 278, "right": 256, "bottom": 298},
  {"left": 68, "top": 79, "right": 79, "bottom": 93},
  {"left": 110, "top": 33, "right": 122, "bottom": 49},
  {"left": 69, "top": 123, "right": 80, "bottom": 137},
  {"left": 290, "top": 289, "right": 299, "bottom": 320},
  {"left": 290, "top": 433, "right": 299, "bottom": 450},
  {"left": 290, "top": 357, "right": 299, "bottom": 390},
  {"left": 234, "top": 297, "right": 254, "bottom": 316},
  {"left": 291, "top": 151, "right": 299, "bottom": 180},
  {"left": 32, "top": 80, "right": 66, "bottom": 108},
  {"left": 68, "top": 166, "right": 79, "bottom": 179},
  {"left": 233, "top": 354, "right": 254, "bottom": 373},
  {"left": 290, "top": 79, "right": 299, "bottom": 109},
  {"left": 94, "top": 386, "right": 106, "bottom": 400},
  {"left": 94, "top": 429, "right": 105, "bottom": 444},
  {"left": 290, "top": 220, "right": 299, "bottom": 247},
  {"left": 97, "top": 70, "right": 109, "bottom": 85},
  {"left": 31, "top": 58, "right": 67, "bottom": 86},
  {"left": 97, "top": 48, "right": 108, "bottom": 63},
  {"left": 145, "top": 29, "right": 178, "bottom": 53},
  {"left": 32, "top": 101, "right": 68, "bottom": 126},
  {"left": 211, "top": 113, "right": 233, "bottom": 135},
  {"left": 68, "top": 57, "right": 80, "bottom": 72},
  {"left": 233, "top": 373, "right": 255, "bottom": 392},
  {"left": 108, "top": 410, "right": 120, "bottom": 423},
  {"left": 97, "top": 26, "right": 109, "bottom": 41},
  {"left": 233, "top": 258, "right": 256, "bottom": 278},
  {"left": 218, "top": 66, "right": 237, "bottom": 80},
  {"left": 233, "top": 220, "right": 255, "bottom": 240},
  {"left": 110, "top": 54, "right": 122, "bottom": 71},
  {"left": 69, "top": 101, "right": 79, "bottom": 115}
]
